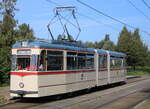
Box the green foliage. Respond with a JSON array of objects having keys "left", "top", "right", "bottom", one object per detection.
[
  {"left": 86, "top": 34, "right": 115, "bottom": 50},
  {"left": 116, "top": 27, "right": 149, "bottom": 67},
  {"left": 100, "top": 34, "right": 115, "bottom": 50},
  {"left": 127, "top": 71, "right": 150, "bottom": 76},
  {"left": 0, "top": 0, "right": 35, "bottom": 85},
  {"left": 15, "top": 23, "right": 35, "bottom": 41},
  {"left": 0, "top": 47, "right": 11, "bottom": 85}
]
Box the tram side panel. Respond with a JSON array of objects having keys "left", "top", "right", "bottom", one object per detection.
[
  {"left": 65, "top": 71, "right": 96, "bottom": 92},
  {"left": 109, "top": 55, "right": 127, "bottom": 83},
  {"left": 10, "top": 74, "right": 38, "bottom": 97},
  {"left": 97, "top": 54, "right": 109, "bottom": 86},
  {"left": 38, "top": 73, "right": 67, "bottom": 97},
  {"left": 98, "top": 71, "right": 108, "bottom": 86},
  {"left": 109, "top": 69, "right": 126, "bottom": 83}
]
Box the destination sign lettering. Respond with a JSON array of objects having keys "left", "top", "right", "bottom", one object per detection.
[{"left": 17, "top": 50, "right": 31, "bottom": 54}]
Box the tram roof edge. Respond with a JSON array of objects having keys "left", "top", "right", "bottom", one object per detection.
[
  {"left": 12, "top": 39, "right": 126, "bottom": 56},
  {"left": 12, "top": 39, "right": 95, "bottom": 53}
]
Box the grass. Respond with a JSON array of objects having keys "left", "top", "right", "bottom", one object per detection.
[
  {"left": 0, "top": 82, "right": 9, "bottom": 87},
  {"left": 135, "top": 98, "right": 150, "bottom": 109},
  {"left": 127, "top": 71, "right": 150, "bottom": 76},
  {"left": 0, "top": 96, "right": 8, "bottom": 104}
]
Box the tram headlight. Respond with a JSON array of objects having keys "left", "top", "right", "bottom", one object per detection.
[{"left": 19, "top": 82, "right": 24, "bottom": 88}]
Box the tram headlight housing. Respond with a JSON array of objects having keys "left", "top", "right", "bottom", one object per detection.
[{"left": 19, "top": 82, "right": 24, "bottom": 88}]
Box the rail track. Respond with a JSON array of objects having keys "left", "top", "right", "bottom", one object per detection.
[{"left": 0, "top": 76, "right": 150, "bottom": 109}]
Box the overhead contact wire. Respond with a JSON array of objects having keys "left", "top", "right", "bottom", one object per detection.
[{"left": 76, "top": 0, "right": 150, "bottom": 35}]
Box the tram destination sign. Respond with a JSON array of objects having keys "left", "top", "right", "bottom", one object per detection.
[{"left": 17, "top": 50, "right": 31, "bottom": 54}]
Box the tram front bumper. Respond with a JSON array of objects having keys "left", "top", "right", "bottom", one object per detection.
[{"left": 10, "top": 90, "right": 38, "bottom": 95}]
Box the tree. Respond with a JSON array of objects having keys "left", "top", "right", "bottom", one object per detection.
[
  {"left": 131, "top": 29, "right": 149, "bottom": 66},
  {"left": 117, "top": 27, "right": 133, "bottom": 66},
  {"left": 116, "top": 27, "right": 149, "bottom": 68},
  {"left": 0, "top": 0, "right": 18, "bottom": 46},
  {"left": 86, "top": 34, "right": 115, "bottom": 50},
  {"left": 0, "top": 0, "right": 35, "bottom": 85},
  {"left": 85, "top": 41, "right": 95, "bottom": 48},
  {"left": 100, "top": 34, "right": 115, "bottom": 50},
  {"left": 15, "top": 23, "right": 35, "bottom": 41},
  {"left": 0, "top": 0, "right": 18, "bottom": 85},
  {"left": 93, "top": 34, "right": 115, "bottom": 50}
]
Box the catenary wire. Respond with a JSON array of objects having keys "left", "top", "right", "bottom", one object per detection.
[
  {"left": 142, "top": 0, "right": 150, "bottom": 9},
  {"left": 46, "top": 0, "right": 61, "bottom": 6},
  {"left": 77, "top": 12, "right": 120, "bottom": 32},
  {"left": 76, "top": 0, "right": 150, "bottom": 35},
  {"left": 126, "top": 0, "right": 150, "bottom": 21}
]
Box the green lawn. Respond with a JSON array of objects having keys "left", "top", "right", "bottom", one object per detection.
[{"left": 127, "top": 71, "right": 150, "bottom": 76}]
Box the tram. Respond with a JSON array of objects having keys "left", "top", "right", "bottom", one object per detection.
[{"left": 10, "top": 39, "right": 126, "bottom": 97}]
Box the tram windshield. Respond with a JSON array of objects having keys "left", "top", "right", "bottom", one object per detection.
[{"left": 11, "top": 55, "right": 38, "bottom": 71}]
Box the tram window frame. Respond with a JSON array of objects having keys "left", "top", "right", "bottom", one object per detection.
[
  {"left": 86, "top": 54, "right": 94, "bottom": 69},
  {"left": 11, "top": 55, "right": 17, "bottom": 71},
  {"left": 110, "top": 56, "right": 124, "bottom": 69},
  {"left": 30, "top": 55, "right": 38, "bottom": 71},
  {"left": 122, "top": 58, "right": 126, "bottom": 68},
  {"left": 77, "top": 53, "right": 86, "bottom": 69},
  {"left": 38, "top": 50, "right": 47, "bottom": 71},
  {"left": 46, "top": 50, "right": 63, "bottom": 71},
  {"left": 67, "top": 52, "right": 78, "bottom": 70},
  {"left": 99, "top": 55, "right": 107, "bottom": 69}
]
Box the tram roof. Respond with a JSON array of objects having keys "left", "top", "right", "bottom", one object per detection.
[
  {"left": 12, "top": 39, "right": 95, "bottom": 53},
  {"left": 108, "top": 51, "right": 126, "bottom": 57},
  {"left": 12, "top": 39, "right": 126, "bottom": 56}
]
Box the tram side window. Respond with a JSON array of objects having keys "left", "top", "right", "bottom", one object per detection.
[
  {"left": 47, "top": 51, "right": 63, "bottom": 71},
  {"left": 30, "top": 55, "right": 38, "bottom": 71},
  {"left": 110, "top": 57, "right": 116, "bottom": 68},
  {"left": 67, "top": 52, "right": 77, "bottom": 70},
  {"left": 99, "top": 55, "right": 107, "bottom": 68},
  {"left": 122, "top": 58, "right": 126, "bottom": 68},
  {"left": 78, "top": 53, "right": 86, "bottom": 69},
  {"left": 110, "top": 56, "right": 124, "bottom": 68},
  {"left": 86, "top": 54, "right": 94, "bottom": 69},
  {"left": 38, "top": 50, "right": 46, "bottom": 71}
]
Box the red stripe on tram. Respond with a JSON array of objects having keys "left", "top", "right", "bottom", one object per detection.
[
  {"left": 10, "top": 70, "right": 95, "bottom": 76},
  {"left": 10, "top": 68, "right": 126, "bottom": 76}
]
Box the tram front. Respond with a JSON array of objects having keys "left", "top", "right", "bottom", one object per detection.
[{"left": 10, "top": 40, "right": 41, "bottom": 97}]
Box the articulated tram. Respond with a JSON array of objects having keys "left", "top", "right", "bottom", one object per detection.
[{"left": 10, "top": 39, "right": 126, "bottom": 97}]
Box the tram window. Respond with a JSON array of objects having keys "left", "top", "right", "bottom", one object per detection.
[
  {"left": 99, "top": 55, "right": 107, "bottom": 68},
  {"left": 47, "top": 51, "right": 63, "bottom": 71},
  {"left": 86, "top": 54, "right": 94, "bottom": 69},
  {"left": 122, "top": 58, "right": 126, "bottom": 68},
  {"left": 110, "top": 57, "right": 116, "bottom": 68},
  {"left": 38, "top": 50, "right": 46, "bottom": 71},
  {"left": 67, "top": 52, "right": 77, "bottom": 70},
  {"left": 110, "top": 56, "right": 124, "bottom": 68},
  {"left": 30, "top": 55, "right": 38, "bottom": 71},
  {"left": 16, "top": 55, "right": 30, "bottom": 70},
  {"left": 11, "top": 55, "right": 16, "bottom": 71},
  {"left": 78, "top": 53, "right": 86, "bottom": 69}
]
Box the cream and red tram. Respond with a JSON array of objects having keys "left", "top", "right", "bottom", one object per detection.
[{"left": 10, "top": 40, "right": 126, "bottom": 97}]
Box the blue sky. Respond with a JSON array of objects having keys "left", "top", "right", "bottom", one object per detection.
[{"left": 15, "top": 0, "right": 150, "bottom": 47}]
